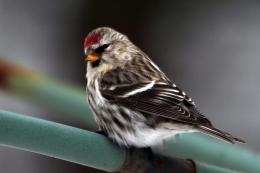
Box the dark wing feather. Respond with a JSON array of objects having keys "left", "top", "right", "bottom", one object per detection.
[
  {"left": 101, "top": 81, "right": 245, "bottom": 143},
  {"left": 101, "top": 82, "right": 212, "bottom": 126}
]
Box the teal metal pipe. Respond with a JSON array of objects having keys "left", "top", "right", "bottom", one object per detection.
[
  {"left": 195, "top": 161, "right": 242, "bottom": 173},
  {"left": 0, "top": 109, "right": 124, "bottom": 172},
  {"left": 154, "top": 133, "right": 260, "bottom": 173},
  {"left": 0, "top": 60, "right": 96, "bottom": 128},
  {"left": 7, "top": 76, "right": 97, "bottom": 129},
  {"left": 0, "top": 109, "right": 240, "bottom": 173}
]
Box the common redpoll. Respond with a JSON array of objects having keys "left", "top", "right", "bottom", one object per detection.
[{"left": 84, "top": 27, "right": 244, "bottom": 147}]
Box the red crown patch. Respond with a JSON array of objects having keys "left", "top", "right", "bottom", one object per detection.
[{"left": 84, "top": 33, "right": 100, "bottom": 48}]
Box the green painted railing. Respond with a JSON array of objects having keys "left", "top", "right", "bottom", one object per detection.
[
  {"left": 0, "top": 60, "right": 96, "bottom": 128},
  {"left": 0, "top": 109, "right": 242, "bottom": 173},
  {"left": 8, "top": 76, "right": 97, "bottom": 128},
  {"left": 0, "top": 109, "right": 124, "bottom": 172},
  {"left": 154, "top": 134, "right": 259, "bottom": 173},
  {"left": 194, "top": 162, "right": 242, "bottom": 173}
]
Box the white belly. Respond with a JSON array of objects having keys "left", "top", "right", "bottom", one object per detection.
[{"left": 111, "top": 122, "right": 196, "bottom": 147}]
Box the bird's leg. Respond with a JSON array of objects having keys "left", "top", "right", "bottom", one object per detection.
[
  {"left": 142, "top": 147, "right": 154, "bottom": 161},
  {"left": 127, "top": 146, "right": 154, "bottom": 160}
]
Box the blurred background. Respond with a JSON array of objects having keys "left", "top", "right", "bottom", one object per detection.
[{"left": 0, "top": 0, "right": 260, "bottom": 172}]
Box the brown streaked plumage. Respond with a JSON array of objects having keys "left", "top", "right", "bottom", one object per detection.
[{"left": 84, "top": 27, "right": 245, "bottom": 147}]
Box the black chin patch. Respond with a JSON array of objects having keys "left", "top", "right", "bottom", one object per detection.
[{"left": 91, "top": 59, "right": 101, "bottom": 68}]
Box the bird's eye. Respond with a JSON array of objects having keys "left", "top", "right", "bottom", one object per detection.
[{"left": 95, "top": 44, "right": 110, "bottom": 53}]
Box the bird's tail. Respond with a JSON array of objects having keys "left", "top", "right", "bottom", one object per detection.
[{"left": 198, "top": 125, "right": 245, "bottom": 144}]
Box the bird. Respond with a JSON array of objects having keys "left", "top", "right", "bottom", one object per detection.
[{"left": 84, "top": 27, "right": 244, "bottom": 147}]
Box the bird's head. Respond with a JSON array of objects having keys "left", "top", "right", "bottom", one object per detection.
[{"left": 84, "top": 27, "right": 134, "bottom": 77}]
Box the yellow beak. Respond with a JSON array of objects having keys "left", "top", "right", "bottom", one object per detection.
[{"left": 85, "top": 54, "right": 98, "bottom": 62}]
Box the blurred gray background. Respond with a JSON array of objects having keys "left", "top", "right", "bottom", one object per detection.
[{"left": 0, "top": 0, "right": 260, "bottom": 173}]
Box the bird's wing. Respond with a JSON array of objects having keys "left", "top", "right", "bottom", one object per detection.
[
  {"left": 100, "top": 81, "right": 246, "bottom": 143},
  {"left": 100, "top": 81, "right": 212, "bottom": 126}
]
